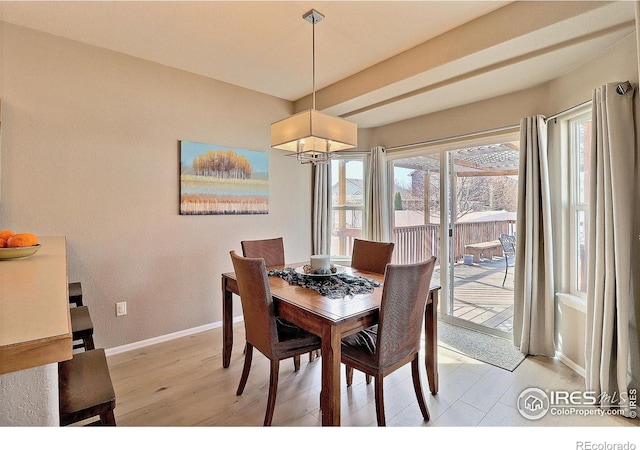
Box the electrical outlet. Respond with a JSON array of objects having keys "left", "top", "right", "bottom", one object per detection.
[{"left": 116, "top": 302, "right": 127, "bottom": 317}]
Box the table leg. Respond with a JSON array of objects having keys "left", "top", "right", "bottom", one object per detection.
[
  {"left": 424, "top": 290, "right": 439, "bottom": 394},
  {"left": 320, "top": 325, "right": 341, "bottom": 426},
  {"left": 222, "top": 278, "right": 233, "bottom": 368}
]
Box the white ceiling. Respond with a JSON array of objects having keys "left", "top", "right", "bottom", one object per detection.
[{"left": 0, "top": 1, "right": 636, "bottom": 128}]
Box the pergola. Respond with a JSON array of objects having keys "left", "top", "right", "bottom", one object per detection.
[{"left": 393, "top": 142, "right": 520, "bottom": 223}]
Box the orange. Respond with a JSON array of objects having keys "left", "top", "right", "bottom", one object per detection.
[
  {"left": 0, "top": 230, "right": 14, "bottom": 241},
  {"left": 7, "top": 233, "right": 38, "bottom": 248}
]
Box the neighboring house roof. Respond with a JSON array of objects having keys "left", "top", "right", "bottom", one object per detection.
[{"left": 332, "top": 178, "right": 363, "bottom": 197}]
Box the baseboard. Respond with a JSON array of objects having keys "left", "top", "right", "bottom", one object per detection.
[
  {"left": 556, "top": 351, "right": 586, "bottom": 378},
  {"left": 105, "top": 316, "right": 244, "bottom": 357}
]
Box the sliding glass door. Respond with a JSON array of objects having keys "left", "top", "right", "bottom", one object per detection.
[
  {"left": 389, "top": 136, "right": 519, "bottom": 338},
  {"left": 443, "top": 143, "right": 519, "bottom": 338}
]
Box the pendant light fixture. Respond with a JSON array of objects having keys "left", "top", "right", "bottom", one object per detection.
[{"left": 270, "top": 9, "right": 358, "bottom": 165}]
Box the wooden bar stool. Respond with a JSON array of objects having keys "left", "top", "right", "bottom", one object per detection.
[
  {"left": 67, "top": 282, "right": 94, "bottom": 351},
  {"left": 68, "top": 282, "right": 83, "bottom": 307},
  {"left": 71, "top": 306, "right": 95, "bottom": 351},
  {"left": 58, "top": 348, "right": 117, "bottom": 426}
]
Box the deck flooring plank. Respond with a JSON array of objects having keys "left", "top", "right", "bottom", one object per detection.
[{"left": 449, "top": 258, "right": 514, "bottom": 334}]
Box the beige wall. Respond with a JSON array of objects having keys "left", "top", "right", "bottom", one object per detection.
[{"left": 0, "top": 23, "right": 313, "bottom": 349}]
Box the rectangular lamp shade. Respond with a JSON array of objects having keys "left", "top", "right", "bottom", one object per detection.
[{"left": 271, "top": 109, "right": 357, "bottom": 153}]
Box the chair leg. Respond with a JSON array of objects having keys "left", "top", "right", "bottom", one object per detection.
[
  {"left": 236, "top": 343, "right": 253, "bottom": 396},
  {"left": 100, "top": 410, "right": 117, "bottom": 426},
  {"left": 502, "top": 257, "right": 508, "bottom": 287},
  {"left": 374, "top": 375, "right": 386, "bottom": 426},
  {"left": 264, "top": 360, "right": 280, "bottom": 426},
  {"left": 308, "top": 350, "right": 320, "bottom": 362},
  {"left": 84, "top": 334, "right": 95, "bottom": 351},
  {"left": 293, "top": 355, "right": 301, "bottom": 372},
  {"left": 345, "top": 365, "right": 354, "bottom": 386},
  {"left": 411, "top": 356, "right": 430, "bottom": 421}
]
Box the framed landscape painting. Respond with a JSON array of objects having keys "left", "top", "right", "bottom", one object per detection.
[{"left": 180, "top": 141, "right": 268, "bottom": 215}]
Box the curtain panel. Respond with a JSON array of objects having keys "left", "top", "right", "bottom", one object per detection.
[
  {"left": 585, "top": 82, "right": 638, "bottom": 416},
  {"left": 363, "top": 146, "right": 391, "bottom": 242},
  {"left": 513, "top": 115, "right": 556, "bottom": 357},
  {"left": 311, "top": 163, "right": 331, "bottom": 255}
]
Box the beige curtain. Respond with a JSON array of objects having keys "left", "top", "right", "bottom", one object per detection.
[
  {"left": 311, "top": 163, "right": 331, "bottom": 255},
  {"left": 585, "top": 82, "right": 638, "bottom": 416},
  {"left": 363, "top": 146, "right": 391, "bottom": 242},
  {"left": 513, "top": 115, "right": 556, "bottom": 356}
]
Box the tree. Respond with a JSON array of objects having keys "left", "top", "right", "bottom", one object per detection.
[
  {"left": 192, "top": 149, "right": 252, "bottom": 179},
  {"left": 394, "top": 192, "right": 403, "bottom": 210}
]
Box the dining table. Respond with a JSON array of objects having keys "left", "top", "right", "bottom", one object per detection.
[{"left": 221, "top": 262, "right": 441, "bottom": 426}]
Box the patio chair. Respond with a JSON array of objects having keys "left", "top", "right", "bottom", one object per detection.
[
  {"left": 341, "top": 257, "right": 437, "bottom": 426},
  {"left": 230, "top": 251, "right": 321, "bottom": 426},
  {"left": 498, "top": 233, "right": 516, "bottom": 287}
]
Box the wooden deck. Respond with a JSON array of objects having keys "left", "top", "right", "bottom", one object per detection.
[{"left": 435, "top": 256, "right": 515, "bottom": 334}]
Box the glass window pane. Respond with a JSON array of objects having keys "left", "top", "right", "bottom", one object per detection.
[
  {"left": 331, "top": 159, "right": 363, "bottom": 257},
  {"left": 575, "top": 210, "right": 589, "bottom": 293},
  {"left": 392, "top": 155, "right": 441, "bottom": 267},
  {"left": 574, "top": 118, "right": 592, "bottom": 204},
  {"left": 569, "top": 112, "right": 591, "bottom": 296}
]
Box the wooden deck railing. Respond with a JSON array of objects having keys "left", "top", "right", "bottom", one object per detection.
[
  {"left": 392, "top": 220, "right": 516, "bottom": 264},
  {"left": 393, "top": 224, "right": 440, "bottom": 264},
  {"left": 333, "top": 220, "right": 515, "bottom": 264}
]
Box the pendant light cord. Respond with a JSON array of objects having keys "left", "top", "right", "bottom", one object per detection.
[{"left": 312, "top": 18, "right": 316, "bottom": 110}]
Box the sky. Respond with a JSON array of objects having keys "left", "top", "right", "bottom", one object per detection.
[{"left": 330, "top": 159, "right": 412, "bottom": 188}]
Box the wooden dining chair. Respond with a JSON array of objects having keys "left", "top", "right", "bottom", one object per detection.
[
  {"left": 341, "top": 256, "right": 437, "bottom": 426},
  {"left": 240, "top": 237, "right": 313, "bottom": 365},
  {"left": 230, "top": 251, "right": 321, "bottom": 426},
  {"left": 350, "top": 238, "right": 395, "bottom": 275},
  {"left": 241, "top": 237, "right": 319, "bottom": 364},
  {"left": 348, "top": 238, "right": 395, "bottom": 383},
  {"left": 241, "top": 237, "right": 285, "bottom": 268}
]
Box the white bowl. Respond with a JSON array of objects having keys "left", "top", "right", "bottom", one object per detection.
[{"left": 0, "top": 244, "right": 41, "bottom": 260}]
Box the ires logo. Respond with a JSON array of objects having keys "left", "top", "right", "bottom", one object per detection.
[
  {"left": 517, "top": 388, "right": 550, "bottom": 420},
  {"left": 517, "top": 388, "right": 637, "bottom": 420}
]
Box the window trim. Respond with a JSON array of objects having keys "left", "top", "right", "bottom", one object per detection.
[
  {"left": 330, "top": 156, "right": 366, "bottom": 260},
  {"left": 566, "top": 109, "right": 591, "bottom": 299}
]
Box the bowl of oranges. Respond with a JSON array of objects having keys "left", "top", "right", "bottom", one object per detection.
[{"left": 0, "top": 230, "right": 40, "bottom": 260}]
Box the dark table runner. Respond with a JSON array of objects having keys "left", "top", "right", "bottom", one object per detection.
[{"left": 268, "top": 267, "right": 381, "bottom": 299}]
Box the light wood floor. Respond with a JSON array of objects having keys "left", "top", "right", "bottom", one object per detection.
[{"left": 105, "top": 323, "right": 637, "bottom": 429}]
